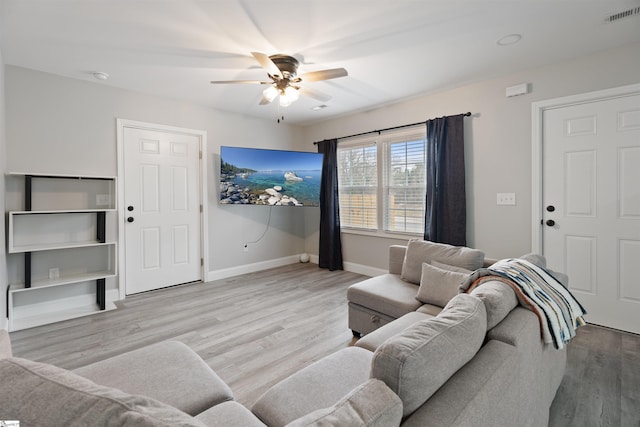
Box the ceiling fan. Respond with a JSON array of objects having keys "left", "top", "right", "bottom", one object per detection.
[{"left": 210, "top": 52, "right": 348, "bottom": 107}]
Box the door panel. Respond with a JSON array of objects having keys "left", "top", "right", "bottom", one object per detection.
[
  {"left": 542, "top": 93, "right": 640, "bottom": 334},
  {"left": 124, "top": 127, "right": 201, "bottom": 294}
]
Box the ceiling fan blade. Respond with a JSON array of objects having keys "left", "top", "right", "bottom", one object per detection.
[
  {"left": 251, "top": 52, "right": 281, "bottom": 77},
  {"left": 299, "top": 86, "right": 332, "bottom": 102},
  {"left": 258, "top": 95, "right": 274, "bottom": 106},
  {"left": 299, "top": 68, "right": 348, "bottom": 82},
  {"left": 210, "top": 80, "right": 271, "bottom": 84}
]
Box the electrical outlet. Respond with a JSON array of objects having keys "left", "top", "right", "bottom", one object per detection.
[
  {"left": 49, "top": 267, "right": 60, "bottom": 280},
  {"left": 497, "top": 193, "right": 516, "bottom": 206},
  {"left": 243, "top": 244, "right": 249, "bottom": 252}
]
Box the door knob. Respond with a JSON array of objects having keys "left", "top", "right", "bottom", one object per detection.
[
  {"left": 546, "top": 205, "right": 555, "bottom": 212},
  {"left": 546, "top": 219, "right": 555, "bottom": 227},
  {"left": 127, "top": 206, "right": 134, "bottom": 211},
  {"left": 127, "top": 217, "right": 134, "bottom": 223}
]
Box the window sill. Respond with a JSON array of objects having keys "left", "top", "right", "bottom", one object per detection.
[{"left": 340, "top": 227, "right": 422, "bottom": 240}]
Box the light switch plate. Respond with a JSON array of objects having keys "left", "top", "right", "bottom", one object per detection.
[{"left": 497, "top": 193, "right": 516, "bottom": 206}]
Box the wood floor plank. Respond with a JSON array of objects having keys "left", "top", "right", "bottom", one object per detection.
[
  {"left": 621, "top": 332, "right": 640, "bottom": 426},
  {"left": 9, "top": 263, "right": 640, "bottom": 423},
  {"left": 548, "top": 325, "right": 640, "bottom": 427}
]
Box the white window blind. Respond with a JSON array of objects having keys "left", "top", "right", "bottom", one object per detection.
[
  {"left": 383, "top": 135, "right": 426, "bottom": 234},
  {"left": 337, "top": 143, "right": 378, "bottom": 230}
]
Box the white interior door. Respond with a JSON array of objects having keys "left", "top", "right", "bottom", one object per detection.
[
  {"left": 541, "top": 92, "right": 640, "bottom": 334},
  {"left": 123, "top": 126, "right": 202, "bottom": 294}
]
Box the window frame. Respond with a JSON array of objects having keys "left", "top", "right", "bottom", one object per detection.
[{"left": 336, "top": 127, "right": 427, "bottom": 238}]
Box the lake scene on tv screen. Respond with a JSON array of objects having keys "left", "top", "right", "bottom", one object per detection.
[{"left": 220, "top": 146, "right": 323, "bottom": 207}]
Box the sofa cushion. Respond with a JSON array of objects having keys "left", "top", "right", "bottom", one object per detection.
[
  {"left": 347, "top": 274, "right": 423, "bottom": 319},
  {"left": 415, "top": 262, "right": 469, "bottom": 307},
  {"left": 401, "top": 239, "right": 484, "bottom": 284},
  {"left": 196, "top": 401, "right": 266, "bottom": 427},
  {"left": 0, "top": 357, "right": 206, "bottom": 427},
  {"left": 431, "top": 260, "right": 472, "bottom": 274},
  {"left": 470, "top": 280, "right": 519, "bottom": 329},
  {"left": 252, "top": 347, "right": 374, "bottom": 427},
  {"left": 74, "top": 340, "right": 233, "bottom": 416},
  {"left": 285, "top": 379, "right": 403, "bottom": 427},
  {"left": 371, "top": 293, "right": 487, "bottom": 417},
  {"left": 415, "top": 304, "right": 443, "bottom": 316},
  {"left": 355, "top": 311, "right": 433, "bottom": 352}
]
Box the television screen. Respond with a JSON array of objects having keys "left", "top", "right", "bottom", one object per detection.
[{"left": 219, "top": 146, "right": 324, "bottom": 207}]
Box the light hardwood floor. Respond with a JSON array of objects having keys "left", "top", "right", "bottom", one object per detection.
[{"left": 9, "top": 263, "right": 640, "bottom": 426}]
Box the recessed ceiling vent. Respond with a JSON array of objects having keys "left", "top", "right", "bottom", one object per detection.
[{"left": 604, "top": 7, "right": 640, "bottom": 23}]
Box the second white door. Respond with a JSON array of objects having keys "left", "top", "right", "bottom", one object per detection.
[
  {"left": 123, "top": 125, "right": 202, "bottom": 294},
  {"left": 542, "top": 91, "right": 640, "bottom": 334}
]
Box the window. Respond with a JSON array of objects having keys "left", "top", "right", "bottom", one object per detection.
[
  {"left": 383, "top": 136, "right": 426, "bottom": 234},
  {"left": 337, "top": 143, "right": 377, "bottom": 230},
  {"left": 337, "top": 129, "right": 426, "bottom": 235}
]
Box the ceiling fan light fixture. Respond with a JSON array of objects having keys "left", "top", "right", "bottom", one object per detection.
[
  {"left": 279, "top": 86, "right": 300, "bottom": 107},
  {"left": 263, "top": 86, "right": 279, "bottom": 103}
]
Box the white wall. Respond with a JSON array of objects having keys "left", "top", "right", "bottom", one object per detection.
[
  {"left": 302, "top": 42, "right": 640, "bottom": 270},
  {"left": 0, "top": 49, "right": 7, "bottom": 329},
  {"left": 5, "top": 66, "right": 311, "bottom": 281}
]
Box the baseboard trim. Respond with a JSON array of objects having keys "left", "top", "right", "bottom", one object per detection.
[
  {"left": 342, "top": 262, "right": 386, "bottom": 277},
  {"left": 206, "top": 255, "right": 304, "bottom": 282},
  {"left": 205, "top": 255, "right": 385, "bottom": 282}
]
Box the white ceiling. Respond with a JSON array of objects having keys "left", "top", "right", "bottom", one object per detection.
[{"left": 1, "top": 0, "right": 640, "bottom": 125}]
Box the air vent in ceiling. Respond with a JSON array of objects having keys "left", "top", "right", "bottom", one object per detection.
[{"left": 604, "top": 7, "right": 640, "bottom": 23}]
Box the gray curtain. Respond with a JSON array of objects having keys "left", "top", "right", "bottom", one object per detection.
[
  {"left": 424, "top": 114, "right": 466, "bottom": 246},
  {"left": 317, "top": 139, "right": 343, "bottom": 270}
]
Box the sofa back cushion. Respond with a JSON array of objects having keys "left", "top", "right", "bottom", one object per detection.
[
  {"left": 371, "top": 293, "right": 487, "bottom": 417},
  {"left": 0, "top": 357, "right": 206, "bottom": 427},
  {"left": 401, "top": 239, "right": 484, "bottom": 284},
  {"left": 470, "top": 280, "right": 519, "bottom": 329}
]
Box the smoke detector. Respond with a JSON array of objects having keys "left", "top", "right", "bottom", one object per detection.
[{"left": 92, "top": 71, "right": 109, "bottom": 81}]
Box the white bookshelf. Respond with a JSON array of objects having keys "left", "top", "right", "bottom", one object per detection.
[{"left": 5, "top": 173, "right": 118, "bottom": 331}]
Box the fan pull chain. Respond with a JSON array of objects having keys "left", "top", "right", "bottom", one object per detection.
[{"left": 276, "top": 103, "right": 285, "bottom": 123}]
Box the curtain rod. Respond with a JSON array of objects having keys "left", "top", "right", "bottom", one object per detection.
[{"left": 313, "top": 112, "right": 472, "bottom": 145}]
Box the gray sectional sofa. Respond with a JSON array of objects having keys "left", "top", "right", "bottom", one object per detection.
[
  {"left": 0, "top": 239, "right": 569, "bottom": 426},
  {"left": 346, "top": 239, "right": 568, "bottom": 426}
]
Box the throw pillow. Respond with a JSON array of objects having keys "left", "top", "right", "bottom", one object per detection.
[
  {"left": 416, "top": 262, "right": 470, "bottom": 307},
  {"left": 285, "top": 379, "right": 403, "bottom": 427},
  {"left": 401, "top": 239, "right": 484, "bottom": 284},
  {"left": 0, "top": 357, "right": 206, "bottom": 427},
  {"left": 371, "top": 294, "right": 487, "bottom": 417}
]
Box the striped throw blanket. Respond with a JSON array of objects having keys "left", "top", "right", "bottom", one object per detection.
[{"left": 461, "top": 258, "right": 587, "bottom": 349}]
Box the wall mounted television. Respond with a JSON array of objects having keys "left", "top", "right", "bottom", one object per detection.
[{"left": 219, "top": 146, "right": 323, "bottom": 207}]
